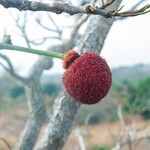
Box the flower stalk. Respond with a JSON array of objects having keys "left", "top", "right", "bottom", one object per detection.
[{"left": 0, "top": 43, "right": 65, "bottom": 59}]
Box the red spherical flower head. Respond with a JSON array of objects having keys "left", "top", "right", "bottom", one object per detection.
[{"left": 63, "top": 51, "right": 112, "bottom": 105}]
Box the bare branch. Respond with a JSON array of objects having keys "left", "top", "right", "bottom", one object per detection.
[
  {"left": 0, "top": 0, "right": 108, "bottom": 16},
  {"left": 72, "top": 15, "right": 89, "bottom": 29},
  {"left": 121, "top": 135, "right": 150, "bottom": 148},
  {"left": 0, "top": 53, "right": 29, "bottom": 84},
  {"left": 0, "top": 0, "right": 149, "bottom": 18},
  {"left": 90, "top": 0, "right": 97, "bottom": 7},
  {"left": 8, "top": 11, "right": 32, "bottom": 47},
  {"left": 116, "top": 0, "right": 148, "bottom": 21},
  {"left": 29, "top": 36, "right": 60, "bottom": 45},
  {"left": 20, "top": 13, "right": 31, "bottom": 47},
  {"left": 99, "top": 0, "right": 116, "bottom": 9},
  {"left": 66, "top": 14, "right": 89, "bottom": 44},
  {"left": 109, "top": 4, "right": 150, "bottom": 17},
  {"left": 35, "top": 16, "right": 60, "bottom": 34},
  {"left": 0, "top": 137, "right": 12, "bottom": 150},
  {"left": 74, "top": 128, "right": 87, "bottom": 150},
  {"left": 47, "top": 13, "right": 62, "bottom": 36}
]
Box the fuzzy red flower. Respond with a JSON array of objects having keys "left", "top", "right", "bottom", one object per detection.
[{"left": 63, "top": 51, "right": 112, "bottom": 104}]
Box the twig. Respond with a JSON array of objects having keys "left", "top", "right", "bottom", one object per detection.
[
  {"left": 0, "top": 137, "right": 12, "bottom": 150},
  {"left": 121, "top": 135, "right": 150, "bottom": 147},
  {"left": 101, "top": 0, "right": 115, "bottom": 9},
  {"left": 127, "top": 133, "right": 132, "bottom": 150},
  {"left": 75, "top": 128, "right": 87, "bottom": 150},
  {"left": 68, "top": 15, "right": 89, "bottom": 31},
  {"left": 35, "top": 15, "right": 60, "bottom": 33},
  {"left": 109, "top": 4, "right": 150, "bottom": 17},
  {"left": 0, "top": 53, "right": 29, "bottom": 84},
  {"left": 8, "top": 11, "right": 31, "bottom": 47},
  {"left": 29, "top": 36, "right": 60, "bottom": 45},
  {"left": 90, "top": 0, "right": 97, "bottom": 8},
  {"left": 47, "top": 13, "right": 62, "bottom": 37}
]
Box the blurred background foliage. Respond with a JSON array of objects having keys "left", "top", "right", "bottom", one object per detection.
[
  {"left": 0, "top": 63, "right": 150, "bottom": 124},
  {"left": 0, "top": 63, "right": 150, "bottom": 150},
  {"left": 91, "top": 145, "right": 110, "bottom": 150}
]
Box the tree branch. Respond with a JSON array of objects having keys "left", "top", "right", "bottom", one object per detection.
[
  {"left": 116, "top": 0, "right": 148, "bottom": 21},
  {"left": 101, "top": 0, "right": 116, "bottom": 9},
  {"left": 110, "top": 4, "right": 150, "bottom": 17},
  {"left": 29, "top": 36, "right": 60, "bottom": 46},
  {"left": 35, "top": 14, "right": 62, "bottom": 36},
  {"left": 0, "top": 53, "right": 29, "bottom": 84},
  {"left": 0, "top": 0, "right": 149, "bottom": 17},
  {"left": 8, "top": 11, "right": 32, "bottom": 48},
  {"left": 0, "top": 0, "right": 108, "bottom": 16},
  {"left": 0, "top": 137, "right": 11, "bottom": 150},
  {"left": 15, "top": 80, "right": 49, "bottom": 150},
  {"left": 47, "top": 13, "right": 62, "bottom": 37}
]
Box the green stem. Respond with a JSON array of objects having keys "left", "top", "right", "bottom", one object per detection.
[{"left": 0, "top": 43, "right": 65, "bottom": 59}]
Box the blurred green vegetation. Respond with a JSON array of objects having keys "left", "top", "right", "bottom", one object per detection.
[
  {"left": 10, "top": 86, "right": 25, "bottom": 98},
  {"left": 0, "top": 97, "right": 27, "bottom": 111},
  {"left": 124, "top": 77, "right": 150, "bottom": 119},
  {"left": 42, "top": 83, "right": 61, "bottom": 96},
  {"left": 112, "top": 76, "right": 150, "bottom": 120},
  {"left": 91, "top": 145, "right": 110, "bottom": 150}
]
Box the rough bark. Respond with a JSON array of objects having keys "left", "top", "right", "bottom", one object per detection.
[
  {"left": 0, "top": 0, "right": 110, "bottom": 17},
  {"left": 34, "top": 0, "right": 123, "bottom": 150}
]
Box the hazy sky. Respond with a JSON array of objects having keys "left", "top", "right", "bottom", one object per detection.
[{"left": 0, "top": 0, "right": 150, "bottom": 75}]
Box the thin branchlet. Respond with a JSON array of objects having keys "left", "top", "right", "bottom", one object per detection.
[
  {"left": 0, "top": 137, "right": 12, "bottom": 150},
  {"left": 109, "top": 4, "right": 150, "bottom": 17}
]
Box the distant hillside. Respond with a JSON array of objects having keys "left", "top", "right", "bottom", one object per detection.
[
  {"left": 41, "top": 64, "right": 150, "bottom": 84},
  {"left": 112, "top": 64, "right": 150, "bottom": 81}
]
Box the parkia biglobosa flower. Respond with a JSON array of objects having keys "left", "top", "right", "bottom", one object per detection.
[{"left": 63, "top": 50, "right": 112, "bottom": 105}]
